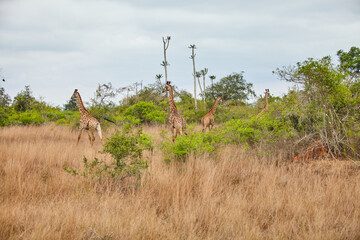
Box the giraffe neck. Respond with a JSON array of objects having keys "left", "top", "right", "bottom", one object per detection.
[
  {"left": 168, "top": 85, "right": 178, "bottom": 113},
  {"left": 208, "top": 97, "right": 219, "bottom": 115},
  {"left": 75, "top": 92, "right": 90, "bottom": 116},
  {"left": 264, "top": 92, "right": 268, "bottom": 110}
]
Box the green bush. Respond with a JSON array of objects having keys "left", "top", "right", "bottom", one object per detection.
[
  {"left": 122, "top": 101, "right": 166, "bottom": 125},
  {"left": 64, "top": 125, "right": 152, "bottom": 183},
  {"left": 0, "top": 107, "right": 11, "bottom": 126},
  {"left": 221, "top": 114, "right": 293, "bottom": 145},
  {"left": 161, "top": 130, "right": 222, "bottom": 162},
  {"left": 275, "top": 53, "right": 360, "bottom": 157}
]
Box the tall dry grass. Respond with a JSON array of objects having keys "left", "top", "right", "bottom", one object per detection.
[{"left": 1, "top": 125, "right": 360, "bottom": 239}]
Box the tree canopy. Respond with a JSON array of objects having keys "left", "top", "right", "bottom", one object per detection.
[
  {"left": 204, "top": 72, "right": 256, "bottom": 101},
  {"left": 0, "top": 87, "right": 11, "bottom": 107},
  {"left": 337, "top": 46, "right": 360, "bottom": 77},
  {"left": 13, "top": 85, "right": 36, "bottom": 112}
]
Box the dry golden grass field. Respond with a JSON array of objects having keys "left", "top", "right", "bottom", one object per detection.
[{"left": 1, "top": 125, "right": 360, "bottom": 239}]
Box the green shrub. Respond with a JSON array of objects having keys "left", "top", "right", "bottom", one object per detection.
[
  {"left": 275, "top": 54, "right": 360, "bottom": 157},
  {"left": 0, "top": 107, "right": 11, "bottom": 126},
  {"left": 18, "top": 111, "right": 44, "bottom": 125},
  {"left": 122, "top": 101, "right": 166, "bottom": 125},
  {"left": 56, "top": 119, "right": 67, "bottom": 125},
  {"left": 64, "top": 125, "right": 152, "bottom": 183},
  {"left": 161, "top": 130, "right": 222, "bottom": 162},
  {"left": 221, "top": 115, "right": 293, "bottom": 145}
]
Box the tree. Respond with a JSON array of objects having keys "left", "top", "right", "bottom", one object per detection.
[
  {"left": 126, "top": 79, "right": 166, "bottom": 105},
  {"left": 133, "top": 81, "right": 143, "bottom": 95},
  {"left": 152, "top": 75, "right": 165, "bottom": 95},
  {"left": 177, "top": 90, "right": 193, "bottom": 105},
  {"left": 195, "top": 71, "right": 203, "bottom": 95},
  {"left": 209, "top": 75, "right": 216, "bottom": 88},
  {"left": 200, "top": 68, "right": 208, "bottom": 101},
  {"left": 156, "top": 74, "right": 163, "bottom": 83},
  {"left": 162, "top": 36, "right": 171, "bottom": 96},
  {"left": 13, "top": 85, "right": 36, "bottom": 112},
  {"left": 63, "top": 97, "right": 78, "bottom": 111},
  {"left": 91, "top": 82, "right": 121, "bottom": 107},
  {"left": 337, "top": 46, "right": 360, "bottom": 78},
  {"left": 0, "top": 87, "right": 11, "bottom": 107},
  {"left": 204, "top": 72, "right": 255, "bottom": 101},
  {"left": 274, "top": 55, "right": 358, "bottom": 157},
  {"left": 189, "top": 44, "right": 197, "bottom": 111}
]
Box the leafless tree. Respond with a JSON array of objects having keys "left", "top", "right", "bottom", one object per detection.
[
  {"left": 91, "top": 82, "right": 122, "bottom": 107},
  {"left": 133, "top": 81, "right": 143, "bottom": 95}
]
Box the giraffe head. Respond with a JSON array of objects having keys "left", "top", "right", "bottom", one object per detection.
[
  {"left": 265, "top": 89, "right": 270, "bottom": 98},
  {"left": 216, "top": 96, "right": 223, "bottom": 104},
  {"left": 71, "top": 89, "right": 79, "bottom": 99},
  {"left": 162, "top": 81, "right": 171, "bottom": 93}
]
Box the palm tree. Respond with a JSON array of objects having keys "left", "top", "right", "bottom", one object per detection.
[
  {"left": 162, "top": 36, "right": 171, "bottom": 85},
  {"left": 196, "top": 71, "right": 203, "bottom": 96},
  {"left": 156, "top": 74, "right": 163, "bottom": 82},
  {"left": 209, "top": 75, "right": 216, "bottom": 88},
  {"left": 156, "top": 73, "right": 165, "bottom": 97},
  {"left": 189, "top": 44, "right": 197, "bottom": 111},
  {"left": 200, "top": 68, "right": 208, "bottom": 101}
]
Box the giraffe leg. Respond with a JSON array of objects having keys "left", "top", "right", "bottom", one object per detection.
[
  {"left": 77, "top": 128, "right": 84, "bottom": 144},
  {"left": 91, "top": 131, "right": 95, "bottom": 145},
  {"left": 172, "top": 126, "right": 177, "bottom": 142},
  {"left": 179, "top": 126, "right": 183, "bottom": 136},
  {"left": 86, "top": 130, "right": 93, "bottom": 146},
  {"left": 209, "top": 119, "right": 214, "bottom": 131},
  {"left": 182, "top": 126, "right": 187, "bottom": 135}
]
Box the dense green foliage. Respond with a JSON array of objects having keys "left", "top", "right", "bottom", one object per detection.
[
  {"left": 274, "top": 48, "right": 360, "bottom": 157},
  {"left": 0, "top": 87, "right": 11, "bottom": 107},
  {"left": 122, "top": 101, "right": 167, "bottom": 125},
  {"left": 337, "top": 46, "right": 360, "bottom": 77}
]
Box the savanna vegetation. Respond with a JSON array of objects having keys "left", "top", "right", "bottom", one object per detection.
[{"left": 1, "top": 47, "right": 360, "bottom": 239}]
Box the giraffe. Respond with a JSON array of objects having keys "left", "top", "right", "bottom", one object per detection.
[
  {"left": 162, "top": 81, "right": 186, "bottom": 141},
  {"left": 201, "top": 96, "right": 222, "bottom": 132},
  {"left": 71, "top": 89, "right": 103, "bottom": 146},
  {"left": 257, "top": 89, "right": 269, "bottom": 118}
]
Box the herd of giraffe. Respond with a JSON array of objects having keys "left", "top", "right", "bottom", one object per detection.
[{"left": 71, "top": 82, "right": 270, "bottom": 145}]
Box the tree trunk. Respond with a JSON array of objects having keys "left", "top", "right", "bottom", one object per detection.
[
  {"left": 190, "top": 46, "right": 197, "bottom": 111},
  {"left": 163, "top": 37, "right": 170, "bottom": 97},
  {"left": 203, "top": 75, "right": 206, "bottom": 102}
]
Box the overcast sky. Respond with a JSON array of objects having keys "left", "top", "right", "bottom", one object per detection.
[{"left": 0, "top": 0, "right": 359, "bottom": 106}]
